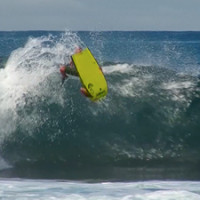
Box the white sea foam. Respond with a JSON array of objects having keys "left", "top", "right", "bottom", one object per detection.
[
  {"left": 0, "top": 157, "right": 11, "bottom": 171},
  {"left": 0, "top": 180, "right": 200, "bottom": 200},
  {"left": 0, "top": 31, "right": 83, "bottom": 142},
  {"left": 103, "top": 63, "right": 133, "bottom": 74},
  {"left": 162, "top": 81, "right": 194, "bottom": 90},
  {"left": 161, "top": 80, "right": 196, "bottom": 105}
]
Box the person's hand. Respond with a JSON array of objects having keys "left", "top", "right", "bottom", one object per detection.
[{"left": 61, "top": 75, "right": 68, "bottom": 85}]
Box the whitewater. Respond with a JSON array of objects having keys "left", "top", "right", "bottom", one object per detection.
[{"left": 0, "top": 179, "right": 200, "bottom": 200}]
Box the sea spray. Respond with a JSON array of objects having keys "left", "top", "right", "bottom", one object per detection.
[{"left": 0, "top": 31, "right": 84, "bottom": 142}]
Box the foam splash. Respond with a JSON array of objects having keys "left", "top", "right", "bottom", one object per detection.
[
  {"left": 0, "top": 31, "right": 83, "bottom": 142},
  {"left": 103, "top": 63, "right": 135, "bottom": 74},
  {"left": 0, "top": 180, "right": 200, "bottom": 200}
]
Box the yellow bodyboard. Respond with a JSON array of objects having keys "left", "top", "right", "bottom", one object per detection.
[{"left": 71, "top": 48, "right": 108, "bottom": 101}]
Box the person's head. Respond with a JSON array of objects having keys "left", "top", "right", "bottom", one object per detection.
[{"left": 75, "top": 47, "right": 82, "bottom": 54}]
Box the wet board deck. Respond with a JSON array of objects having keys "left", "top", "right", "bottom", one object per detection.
[{"left": 71, "top": 48, "right": 108, "bottom": 101}]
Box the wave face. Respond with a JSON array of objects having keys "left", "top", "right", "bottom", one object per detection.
[{"left": 0, "top": 31, "right": 200, "bottom": 179}]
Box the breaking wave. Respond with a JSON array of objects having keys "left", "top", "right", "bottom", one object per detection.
[{"left": 0, "top": 31, "right": 200, "bottom": 179}]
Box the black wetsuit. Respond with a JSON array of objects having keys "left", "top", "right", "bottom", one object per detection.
[{"left": 65, "top": 64, "right": 79, "bottom": 76}]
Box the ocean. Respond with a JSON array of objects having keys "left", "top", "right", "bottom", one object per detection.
[{"left": 0, "top": 30, "right": 200, "bottom": 199}]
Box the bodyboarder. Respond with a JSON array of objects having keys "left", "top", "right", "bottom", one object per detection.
[{"left": 59, "top": 47, "right": 91, "bottom": 97}]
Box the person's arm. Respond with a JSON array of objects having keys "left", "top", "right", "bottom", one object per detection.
[
  {"left": 61, "top": 75, "right": 68, "bottom": 85},
  {"left": 60, "top": 65, "right": 68, "bottom": 85}
]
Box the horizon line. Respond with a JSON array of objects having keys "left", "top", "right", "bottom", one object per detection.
[{"left": 1, "top": 29, "right": 200, "bottom": 32}]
